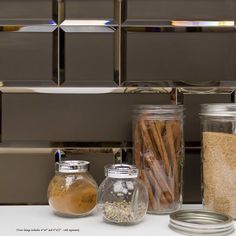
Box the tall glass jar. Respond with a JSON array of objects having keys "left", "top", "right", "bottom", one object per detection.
[
  {"left": 97, "top": 164, "right": 148, "bottom": 225},
  {"left": 48, "top": 160, "right": 98, "bottom": 217},
  {"left": 133, "top": 105, "right": 184, "bottom": 214},
  {"left": 200, "top": 104, "right": 236, "bottom": 219}
]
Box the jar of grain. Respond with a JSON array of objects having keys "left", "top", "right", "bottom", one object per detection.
[
  {"left": 200, "top": 104, "right": 236, "bottom": 219},
  {"left": 97, "top": 164, "right": 148, "bottom": 225},
  {"left": 48, "top": 160, "right": 98, "bottom": 217},
  {"left": 133, "top": 105, "right": 184, "bottom": 214}
]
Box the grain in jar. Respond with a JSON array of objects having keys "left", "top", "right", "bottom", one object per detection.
[{"left": 48, "top": 160, "right": 98, "bottom": 217}]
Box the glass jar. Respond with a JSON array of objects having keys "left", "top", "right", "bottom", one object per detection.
[
  {"left": 47, "top": 160, "right": 98, "bottom": 217},
  {"left": 97, "top": 164, "right": 148, "bottom": 225},
  {"left": 133, "top": 105, "right": 184, "bottom": 214},
  {"left": 200, "top": 104, "right": 236, "bottom": 219}
]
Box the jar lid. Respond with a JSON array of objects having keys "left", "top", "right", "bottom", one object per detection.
[
  {"left": 105, "top": 164, "right": 138, "bottom": 179},
  {"left": 200, "top": 104, "right": 236, "bottom": 117},
  {"left": 169, "top": 210, "right": 234, "bottom": 236},
  {"left": 56, "top": 160, "right": 89, "bottom": 173},
  {"left": 134, "top": 105, "right": 184, "bottom": 119}
]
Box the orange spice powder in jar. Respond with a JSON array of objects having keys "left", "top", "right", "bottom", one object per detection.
[{"left": 48, "top": 161, "right": 98, "bottom": 217}]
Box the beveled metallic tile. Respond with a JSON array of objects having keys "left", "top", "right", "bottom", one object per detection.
[
  {"left": 61, "top": 19, "right": 117, "bottom": 27},
  {"left": 63, "top": 28, "right": 116, "bottom": 86},
  {"left": 0, "top": 0, "right": 54, "bottom": 20},
  {"left": 122, "top": 20, "right": 235, "bottom": 28},
  {"left": 2, "top": 93, "right": 171, "bottom": 142},
  {"left": 183, "top": 148, "right": 201, "bottom": 204},
  {"left": 124, "top": 31, "right": 236, "bottom": 84},
  {"left": 0, "top": 20, "right": 57, "bottom": 27},
  {"left": 0, "top": 24, "right": 57, "bottom": 32},
  {"left": 122, "top": 25, "right": 235, "bottom": 33},
  {"left": 64, "top": 0, "right": 115, "bottom": 20},
  {"left": 61, "top": 25, "right": 116, "bottom": 33},
  {"left": 184, "top": 94, "right": 232, "bottom": 142},
  {"left": 0, "top": 87, "right": 173, "bottom": 94},
  {"left": 125, "top": 0, "right": 236, "bottom": 21},
  {"left": 0, "top": 31, "right": 57, "bottom": 84},
  {"left": 0, "top": 149, "right": 118, "bottom": 204},
  {"left": 0, "top": 153, "right": 54, "bottom": 204}
]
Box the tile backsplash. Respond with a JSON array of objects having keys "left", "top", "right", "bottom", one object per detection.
[{"left": 0, "top": 0, "right": 235, "bottom": 204}]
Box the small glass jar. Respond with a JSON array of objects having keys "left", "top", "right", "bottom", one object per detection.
[
  {"left": 97, "top": 164, "right": 148, "bottom": 225},
  {"left": 133, "top": 105, "right": 184, "bottom": 214},
  {"left": 200, "top": 104, "right": 236, "bottom": 219},
  {"left": 47, "top": 160, "right": 98, "bottom": 217}
]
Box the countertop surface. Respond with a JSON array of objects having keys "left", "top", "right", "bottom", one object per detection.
[{"left": 0, "top": 205, "right": 235, "bottom": 236}]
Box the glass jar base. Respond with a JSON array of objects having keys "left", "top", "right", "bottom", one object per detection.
[
  {"left": 103, "top": 217, "right": 143, "bottom": 226},
  {"left": 147, "top": 205, "right": 181, "bottom": 215},
  {"left": 53, "top": 209, "right": 94, "bottom": 218}
]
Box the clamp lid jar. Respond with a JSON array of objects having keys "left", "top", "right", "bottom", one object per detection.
[
  {"left": 48, "top": 160, "right": 98, "bottom": 217},
  {"left": 97, "top": 164, "right": 148, "bottom": 225}
]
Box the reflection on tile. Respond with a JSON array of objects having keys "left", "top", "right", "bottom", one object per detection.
[
  {"left": 64, "top": 31, "right": 115, "bottom": 85},
  {"left": 125, "top": 32, "right": 236, "bottom": 83},
  {"left": 63, "top": 152, "right": 116, "bottom": 185},
  {"left": 0, "top": 153, "right": 54, "bottom": 204},
  {"left": 0, "top": 0, "right": 53, "bottom": 20},
  {"left": 183, "top": 148, "right": 201, "bottom": 204},
  {"left": 0, "top": 32, "right": 56, "bottom": 84},
  {"left": 184, "top": 94, "right": 231, "bottom": 142},
  {"left": 65, "top": 0, "right": 114, "bottom": 20},
  {"left": 125, "top": 0, "right": 236, "bottom": 21},
  {"left": 2, "top": 94, "right": 171, "bottom": 142}
]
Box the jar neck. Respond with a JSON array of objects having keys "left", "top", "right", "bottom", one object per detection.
[
  {"left": 105, "top": 164, "right": 138, "bottom": 179},
  {"left": 56, "top": 160, "right": 89, "bottom": 174},
  {"left": 134, "top": 105, "right": 184, "bottom": 120}
]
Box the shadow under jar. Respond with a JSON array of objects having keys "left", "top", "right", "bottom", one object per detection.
[
  {"left": 97, "top": 164, "right": 148, "bottom": 225},
  {"left": 200, "top": 104, "right": 236, "bottom": 219},
  {"left": 47, "top": 160, "right": 98, "bottom": 217},
  {"left": 133, "top": 105, "right": 184, "bottom": 214}
]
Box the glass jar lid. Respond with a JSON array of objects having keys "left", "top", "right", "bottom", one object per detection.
[
  {"left": 134, "top": 105, "right": 184, "bottom": 119},
  {"left": 200, "top": 104, "right": 236, "bottom": 117},
  {"left": 169, "top": 210, "right": 234, "bottom": 236},
  {"left": 105, "top": 164, "right": 138, "bottom": 179},
  {"left": 56, "top": 160, "right": 89, "bottom": 173}
]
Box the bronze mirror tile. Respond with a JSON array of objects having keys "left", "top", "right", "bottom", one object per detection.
[
  {"left": 65, "top": 0, "right": 114, "bottom": 20},
  {"left": 0, "top": 0, "right": 53, "bottom": 20},
  {"left": 125, "top": 0, "right": 236, "bottom": 21},
  {"left": 184, "top": 94, "right": 231, "bottom": 142},
  {"left": 125, "top": 32, "right": 236, "bottom": 85},
  {"left": 0, "top": 31, "right": 56, "bottom": 85},
  {"left": 63, "top": 30, "right": 116, "bottom": 86},
  {"left": 62, "top": 152, "right": 116, "bottom": 185},
  {"left": 183, "top": 149, "right": 201, "bottom": 204},
  {"left": 2, "top": 94, "right": 170, "bottom": 142},
  {"left": 0, "top": 153, "right": 54, "bottom": 204}
]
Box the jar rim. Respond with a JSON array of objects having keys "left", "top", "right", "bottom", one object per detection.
[
  {"left": 105, "top": 164, "right": 138, "bottom": 179},
  {"left": 133, "top": 105, "right": 184, "bottom": 117},
  {"left": 200, "top": 103, "right": 236, "bottom": 117},
  {"left": 56, "top": 160, "right": 89, "bottom": 173}
]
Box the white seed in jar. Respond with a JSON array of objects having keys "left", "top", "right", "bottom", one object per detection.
[
  {"left": 126, "top": 181, "right": 134, "bottom": 190},
  {"left": 102, "top": 201, "right": 147, "bottom": 224}
]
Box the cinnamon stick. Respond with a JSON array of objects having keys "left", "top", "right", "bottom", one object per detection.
[
  {"left": 134, "top": 114, "right": 183, "bottom": 213},
  {"left": 134, "top": 121, "right": 143, "bottom": 169},
  {"left": 140, "top": 169, "right": 158, "bottom": 211},
  {"left": 149, "top": 120, "right": 171, "bottom": 176}
]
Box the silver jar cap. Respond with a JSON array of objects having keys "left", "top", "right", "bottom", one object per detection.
[
  {"left": 105, "top": 164, "right": 138, "bottom": 179},
  {"left": 56, "top": 160, "right": 89, "bottom": 173},
  {"left": 134, "top": 105, "right": 184, "bottom": 118},
  {"left": 200, "top": 103, "right": 236, "bottom": 117},
  {"left": 169, "top": 210, "right": 234, "bottom": 236}
]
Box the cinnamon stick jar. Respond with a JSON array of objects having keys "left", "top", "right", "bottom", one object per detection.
[
  {"left": 133, "top": 105, "right": 184, "bottom": 214},
  {"left": 48, "top": 160, "right": 98, "bottom": 217}
]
